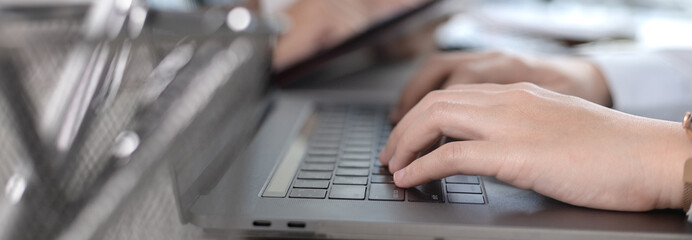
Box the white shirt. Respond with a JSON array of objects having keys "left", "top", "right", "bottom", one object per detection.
[{"left": 592, "top": 49, "right": 692, "bottom": 121}]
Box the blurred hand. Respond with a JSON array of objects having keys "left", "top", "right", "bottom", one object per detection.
[
  {"left": 273, "top": 0, "right": 426, "bottom": 71},
  {"left": 380, "top": 82, "right": 691, "bottom": 211},
  {"left": 390, "top": 51, "right": 613, "bottom": 122}
]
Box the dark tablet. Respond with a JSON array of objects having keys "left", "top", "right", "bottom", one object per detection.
[{"left": 272, "top": 0, "right": 440, "bottom": 86}]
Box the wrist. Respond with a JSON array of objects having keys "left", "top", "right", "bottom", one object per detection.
[{"left": 654, "top": 120, "right": 692, "bottom": 209}]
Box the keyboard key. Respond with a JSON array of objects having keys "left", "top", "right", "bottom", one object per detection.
[
  {"left": 307, "top": 149, "right": 339, "bottom": 156},
  {"left": 289, "top": 189, "right": 327, "bottom": 199},
  {"left": 321, "top": 115, "right": 346, "bottom": 121},
  {"left": 345, "top": 142, "right": 372, "bottom": 147},
  {"left": 349, "top": 109, "right": 377, "bottom": 116},
  {"left": 371, "top": 175, "right": 394, "bottom": 183},
  {"left": 311, "top": 135, "right": 341, "bottom": 142},
  {"left": 318, "top": 122, "right": 345, "bottom": 128},
  {"left": 372, "top": 166, "right": 391, "bottom": 175},
  {"left": 301, "top": 163, "right": 335, "bottom": 171},
  {"left": 352, "top": 107, "right": 378, "bottom": 112},
  {"left": 341, "top": 153, "right": 371, "bottom": 161},
  {"left": 293, "top": 180, "right": 330, "bottom": 189},
  {"left": 329, "top": 185, "right": 366, "bottom": 200},
  {"left": 345, "top": 136, "right": 373, "bottom": 142},
  {"left": 346, "top": 137, "right": 373, "bottom": 144},
  {"left": 445, "top": 175, "right": 480, "bottom": 184},
  {"left": 349, "top": 122, "right": 377, "bottom": 128},
  {"left": 316, "top": 123, "right": 344, "bottom": 130},
  {"left": 321, "top": 108, "right": 347, "bottom": 113},
  {"left": 351, "top": 127, "right": 376, "bottom": 133},
  {"left": 369, "top": 184, "right": 404, "bottom": 201},
  {"left": 317, "top": 106, "right": 347, "bottom": 112},
  {"left": 320, "top": 112, "right": 346, "bottom": 119},
  {"left": 448, "top": 193, "right": 485, "bottom": 204},
  {"left": 339, "top": 161, "right": 370, "bottom": 168},
  {"left": 343, "top": 146, "right": 372, "bottom": 154},
  {"left": 304, "top": 156, "right": 337, "bottom": 163},
  {"left": 335, "top": 168, "right": 369, "bottom": 176},
  {"left": 309, "top": 142, "right": 340, "bottom": 149},
  {"left": 343, "top": 151, "right": 373, "bottom": 157},
  {"left": 319, "top": 112, "right": 346, "bottom": 119},
  {"left": 352, "top": 110, "right": 377, "bottom": 115},
  {"left": 346, "top": 133, "right": 373, "bottom": 139},
  {"left": 408, "top": 181, "right": 444, "bottom": 202},
  {"left": 446, "top": 184, "right": 482, "bottom": 194},
  {"left": 297, "top": 171, "right": 332, "bottom": 180},
  {"left": 313, "top": 129, "right": 343, "bottom": 135},
  {"left": 333, "top": 176, "right": 368, "bottom": 185},
  {"left": 353, "top": 110, "right": 378, "bottom": 115},
  {"left": 320, "top": 116, "right": 346, "bottom": 122},
  {"left": 308, "top": 146, "right": 339, "bottom": 152},
  {"left": 373, "top": 161, "right": 383, "bottom": 167}
]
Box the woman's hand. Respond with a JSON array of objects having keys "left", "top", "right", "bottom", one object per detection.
[
  {"left": 380, "top": 82, "right": 692, "bottom": 211},
  {"left": 390, "top": 51, "right": 613, "bottom": 121},
  {"left": 273, "top": 0, "right": 426, "bottom": 71}
]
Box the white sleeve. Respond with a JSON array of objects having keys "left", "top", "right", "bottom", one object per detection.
[
  {"left": 591, "top": 50, "right": 692, "bottom": 121},
  {"left": 260, "top": 0, "right": 298, "bottom": 16}
]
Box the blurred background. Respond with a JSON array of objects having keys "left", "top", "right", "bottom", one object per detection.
[{"left": 0, "top": 0, "right": 691, "bottom": 239}]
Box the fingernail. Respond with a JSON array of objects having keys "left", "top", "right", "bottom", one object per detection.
[{"left": 394, "top": 168, "right": 405, "bottom": 183}]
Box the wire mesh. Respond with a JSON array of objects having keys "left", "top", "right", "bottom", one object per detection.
[
  {"left": 0, "top": 9, "right": 150, "bottom": 240},
  {"left": 0, "top": 1, "right": 269, "bottom": 239}
]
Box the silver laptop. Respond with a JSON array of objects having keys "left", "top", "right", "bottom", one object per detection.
[{"left": 161, "top": 2, "right": 692, "bottom": 240}]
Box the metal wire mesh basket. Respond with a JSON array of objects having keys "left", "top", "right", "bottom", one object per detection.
[{"left": 0, "top": 1, "right": 272, "bottom": 239}]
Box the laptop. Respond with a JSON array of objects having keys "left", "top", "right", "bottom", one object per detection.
[{"left": 162, "top": 1, "right": 692, "bottom": 239}]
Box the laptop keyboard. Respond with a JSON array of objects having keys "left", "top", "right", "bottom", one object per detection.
[{"left": 286, "top": 105, "right": 485, "bottom": 204}]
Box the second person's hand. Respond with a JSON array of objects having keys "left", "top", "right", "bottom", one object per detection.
[{"left": 390, "top": 51, "right": 613, "bottom": 122}]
